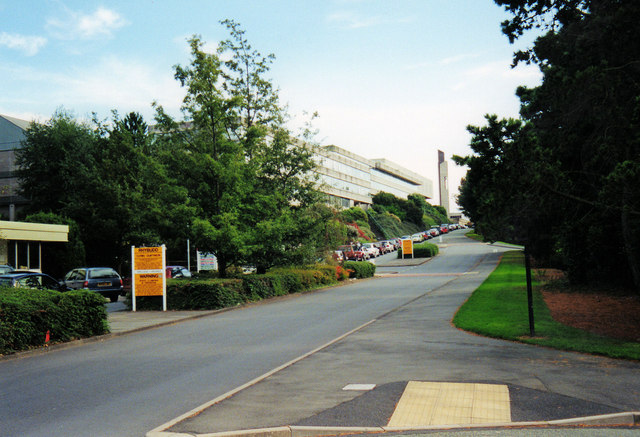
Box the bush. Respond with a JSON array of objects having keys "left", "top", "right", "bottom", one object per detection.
[
  {"left": 398, "top": 242, "right": 439, "bottom": 258},
  {"left": 342, "top": 261, "right": 376, "bottom": 278},
  {"left": 0, "top": 287, "right": 108, "bottom": 355},
  {"left": 130, "top": 265, "right": 342, "bottom": 311}
]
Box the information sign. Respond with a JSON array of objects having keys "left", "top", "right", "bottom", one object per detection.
[
  {"left": 402, "top": 239, "right": 414, "bottom": 259},
  {"left": 131, "top": 245, "right": 166, "bottom": 311}
]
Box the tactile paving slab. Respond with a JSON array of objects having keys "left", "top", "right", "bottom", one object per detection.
[{"left": 387, "top": 381, "right": 511, "bottom": 426}]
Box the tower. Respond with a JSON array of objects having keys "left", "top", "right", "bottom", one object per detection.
[{"left": 438, "top": 150, "right": 449, "bottom": 216}]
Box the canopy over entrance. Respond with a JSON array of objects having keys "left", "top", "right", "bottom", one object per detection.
[{"left": 0, "top": 220, "right": 69, "bottom": 272}]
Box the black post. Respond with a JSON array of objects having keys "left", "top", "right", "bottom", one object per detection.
[{"left": 524, "top": 245, "right": 535, "bottom": 336}]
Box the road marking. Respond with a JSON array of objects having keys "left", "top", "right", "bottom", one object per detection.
[
  {"left": 343, "top": 383, "right": 376, "bottom": 391},
  {"left": 387, "top": 382, "right": 511, "bottom": 427},
  {"left": 147, "top": 319, "right": 377, "bottom": 436},
  {"left": 376, "top": 272, "right": 479, "bottom": 277}
]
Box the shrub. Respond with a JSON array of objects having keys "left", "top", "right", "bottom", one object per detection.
[
  {"left": 342, "top": 261, "right": 376, "bottom": 278},
  {"left": 0, "top": 287, "right": 107, "bottom": 355},
  {"left": 398, "top": 242, "right": 439, "bottom": 258}
]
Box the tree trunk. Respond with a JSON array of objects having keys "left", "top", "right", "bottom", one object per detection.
[{"left": 621, "top": 197, "right": 640, "bottom": 294}]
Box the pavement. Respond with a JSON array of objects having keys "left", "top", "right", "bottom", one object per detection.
[{"left": 99, "top": 244, "right": 640, "bottom": 437}]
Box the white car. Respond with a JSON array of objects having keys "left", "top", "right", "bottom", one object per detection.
[{"left": 361, "top": 243, "right": 380, "bottom": 258}]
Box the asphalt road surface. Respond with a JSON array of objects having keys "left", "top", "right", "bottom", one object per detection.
[{"left": 1, "top": 231, "right": 484, "bottom": 437}]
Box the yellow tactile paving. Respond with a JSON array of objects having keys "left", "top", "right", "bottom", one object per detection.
[{"left": 387, "top": 381, "right": 511, "bottom": 427}]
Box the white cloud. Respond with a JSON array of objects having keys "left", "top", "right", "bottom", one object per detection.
[
  {"left": 0, "top": 32, "right": 47, "bottom": 56},
  {"left": 47, "top": 7, "right": 127, "bottom": 40},
  {"left": 452, "top": 60, "right": 542, "bottom": 91},
  {"left": 327, "top": 11, "right": 412, "bottom": 29}
]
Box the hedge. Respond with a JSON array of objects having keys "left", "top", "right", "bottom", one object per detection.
[
  {"left": 397, "top": 242, "right": 439, "bottom": 258},
  {"left": 0, "top": 288, "right": 108, "bottom": 355},
  {"left": 342, "top": 261, "right": 376, "bottom": 278},
  {"left": 129, "top": 262, "right": 376, "bottom": 311}
]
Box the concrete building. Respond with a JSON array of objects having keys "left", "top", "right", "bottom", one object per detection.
[
  {"left": 0, "top": 114, "right": 434, "bottom": 215},
  {"left": 313, "top": 145, "right": 433, "bottom": 208},
  {"left": 438, "top": 149, "right": 450, "bottom": 215},
  {"left": 0, "top": 114, "right": 30, "bottom": 220}
]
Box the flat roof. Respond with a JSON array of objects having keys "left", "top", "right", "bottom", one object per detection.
[{"left": 0, "top": 220, "right": 69, "bottom": 242}]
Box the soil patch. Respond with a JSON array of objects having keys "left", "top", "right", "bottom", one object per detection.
[{"left": 541, "top": 286, "right": 640, "bottom": 342}]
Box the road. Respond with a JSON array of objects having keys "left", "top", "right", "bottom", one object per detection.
[{"left": 0, "top": 231, "right": 479, "bottom": 437}]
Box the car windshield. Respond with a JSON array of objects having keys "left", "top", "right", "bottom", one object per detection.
[{"left": 88, "top": 268, "right": 118, "bottom": 279}]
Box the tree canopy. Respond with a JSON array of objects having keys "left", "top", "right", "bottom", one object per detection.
[
  {"left": 17, "top": 21, "right": 330, "bottom": 277},
  {"left": 456, "top": 0, "right": 640, "bottom": 291}
]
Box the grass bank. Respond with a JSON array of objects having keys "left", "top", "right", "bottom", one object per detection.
[{"left": 453, "top": 251, "right": 640, "bottom": 361}]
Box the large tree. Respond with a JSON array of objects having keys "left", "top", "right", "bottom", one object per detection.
[
  {"left": 155, "top": 22, "right": 322, "bottom": 276},
  {"left": 458, "top": 1, "right": 640, "bottom": 291}
]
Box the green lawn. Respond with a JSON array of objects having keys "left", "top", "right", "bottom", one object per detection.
[{"left": 453, "top": 251, "right": 640, "bottom": 361}]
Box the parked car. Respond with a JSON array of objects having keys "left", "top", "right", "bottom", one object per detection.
[
  {"left": 332, "top": 250, "right": 344, "bottom": 263},
  {"left": 439, "top": 224, "right": 449, "bottom": 234},
  {"left": 411, "top": 233, "right": 424, "bottom": 242},
  {"left": 362, "top": 243, "right": 380, "bottom": 258},
  {"left": 337, "top": 244, "right": 367, "bottom": 261},
  {"left": 0, "top": 265, "right": 14, "bottom": 275},
  {"left": 166, "top": 265, "right": 192, "bottom": 278},
  {"left": 63, "top": 267, "right": 124, "bottom": 302},
  {"left": 380, "top": 241, "right": 395, "bottom": 252},
  {"left": 0, "top": 272, "right": 66, "bottom": 291}
]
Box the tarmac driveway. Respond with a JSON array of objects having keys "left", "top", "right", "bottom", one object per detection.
[{"left": 160, "top": 235, "right": 640, "bottom": 435}]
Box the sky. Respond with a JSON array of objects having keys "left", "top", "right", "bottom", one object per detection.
[{"left": 0, "top": 0, "right": 543, "bottom": 213}]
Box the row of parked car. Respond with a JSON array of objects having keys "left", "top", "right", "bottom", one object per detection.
[
  {"left": 334, "top": 223, "right": 466, "bottom": 262},
  {"left": 0, "top": 264, "right": 192, "bottom": 303},
  {"left": 335, "top": 238, "right": 403, "bottom": 262},
  {"left": 403, "top": 223, "right": 465, "bottom": 243}
]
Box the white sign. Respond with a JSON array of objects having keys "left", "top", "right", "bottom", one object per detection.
[{"left": 197, "top": 251, "right": 218, "bottom": 272}]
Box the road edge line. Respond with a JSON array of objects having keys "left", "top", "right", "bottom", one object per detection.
[{"left": 146, "top": 319, "right": 378, "bottom": 437}]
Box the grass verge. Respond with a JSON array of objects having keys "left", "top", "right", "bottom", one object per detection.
[
  {"left": 452, "top": 251, "right": 640, "bottom": 361},
  {"left": 465, "top": 231, "right": 484, "bottom": 242}
]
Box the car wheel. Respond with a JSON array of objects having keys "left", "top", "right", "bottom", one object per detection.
[{"left": 110, "top": 293, "right": 119, "bottom": 303}]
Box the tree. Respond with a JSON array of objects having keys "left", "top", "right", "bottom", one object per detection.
[
  {"left": 17, "top": 110, "right": 192, "bottom": 271},
  {"left": 456, "top": 1, "right": 640, "bottom": 291},
  {"left": 156, "top": 22, "right": 322, "bottom": 276}
]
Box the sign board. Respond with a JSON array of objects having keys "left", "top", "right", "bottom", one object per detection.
[
  {"left": 131, "top": 245, "right": 166, "bottom": 311},
  {"left": 401, "top": 239, "right": 414, "bottom": 259},
  {"left": 197, "top": 251, "right": 218, "bottom": 272}
]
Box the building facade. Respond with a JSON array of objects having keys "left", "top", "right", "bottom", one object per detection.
[
  {"left": 438, "top": 149, "right": 450, "bottom": 215},
  {"left": 0, "top": 114, "right": 434, "bottom": 215},
  {"left": 0, "top": 115, "right": 30, "bottom": 220},
  {"left": 313, "top": 145, "right": 433, "bottom": 208}
]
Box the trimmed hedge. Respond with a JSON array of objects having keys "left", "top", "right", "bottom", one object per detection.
[
  {"left": 342, "top": 261, "right": 376, "bottom": 278},
  {"left": 0, "top": 288, "right": 108, "bottom": 355},
  {"left": 130, "top": 262, "right": 376, "bottom": 311},
  {"left": 397, "top": 241, "right": 439, "bottom": 258}
]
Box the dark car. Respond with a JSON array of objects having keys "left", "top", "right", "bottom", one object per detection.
[
  {"left": 0, "top": 272, "right": 66, "bottom": 291},
  {"left": 63, "top": 267, "right": 123, "bottom": 302}
]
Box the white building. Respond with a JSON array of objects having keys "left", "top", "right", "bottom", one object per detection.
[{"left": 313, "top": 145, "right": 433, "bottom": 208}]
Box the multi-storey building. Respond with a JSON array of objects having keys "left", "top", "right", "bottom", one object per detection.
[
  {"left": 0, "top": 114, "right": 30, "bottom": 220},
  {"left": 0, "top": 115, "right": 434, "bottom": 215},
  {"left": 314, "top": 145, "right": 433, "bottom": 208}
]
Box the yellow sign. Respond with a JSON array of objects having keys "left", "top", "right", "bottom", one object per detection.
[
  {"left": 134, "top": 273, "right": 164, "bottom": 296},
  {"left": 402, "top": 239, "right": 413, "bottom": 256},
  {"left": 132, "top": 245, "right": 166, "bottom": 308},
  {"left": 133, "top": 246, "right": 163, "bottom": 270}
]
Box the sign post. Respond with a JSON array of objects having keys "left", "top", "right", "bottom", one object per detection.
[
  {"left": 131, "top": 245, "right": 166, "bottom": 311},
  {"left": 402, "top": 239, "right": 414, "bottom": 259}
]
